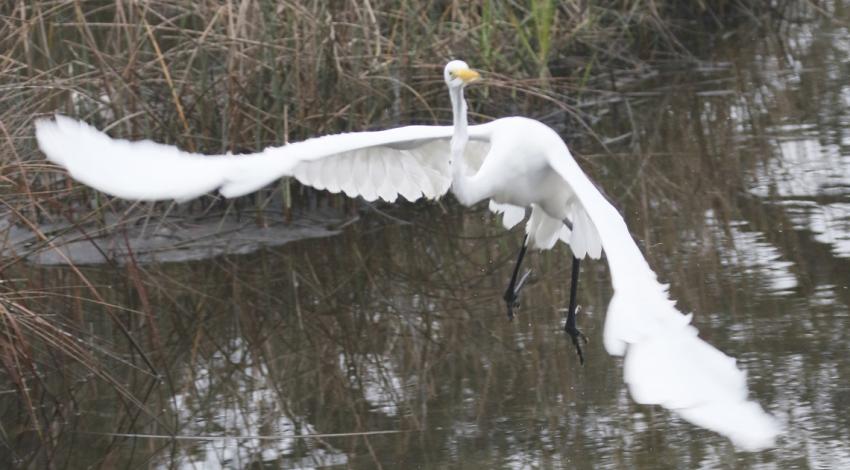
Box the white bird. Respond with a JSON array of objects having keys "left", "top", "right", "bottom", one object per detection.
[{"left": 35, "top": 60, "right": 780, "bottom": 450}]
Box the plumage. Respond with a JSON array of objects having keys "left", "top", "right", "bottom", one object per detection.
[
  {"left": 336, "top": 154, "right": 357, "bottom": 198},
  {"left": 539, "top": 128, "right": 779, "bottom": 449},
  {"left": 488, "top": 200, "right": 526, "bottom": 229},
  {"left": 305, "top": 159, "right": 322, "bottom": 190},
  {"left": 34, "top": 60, "right": 780, "bottom": 451},
  {"left": 320, "top": 157, "right": 341, "bottom": 194},
  {"left": 526, "top": 204, "right": 566, "bottom": 250}
]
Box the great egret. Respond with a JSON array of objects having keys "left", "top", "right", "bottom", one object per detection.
[{"left": 35, "top": 60, "right": 780, "bottom": 450}]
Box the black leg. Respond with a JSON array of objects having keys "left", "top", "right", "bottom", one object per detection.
[
  {"left": 564, "top": 256, "right": 588, "bottom": 364},
  {"left": 503, "top": 235, "right": 532, "bottom": 320}
]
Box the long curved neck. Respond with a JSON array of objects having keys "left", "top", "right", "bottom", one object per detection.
[
  {"left": 450, "top": 86, "right": 469, "bottom": 145},
  {"left": 449, "top": 86, "right": 477, "bottom": 206}
]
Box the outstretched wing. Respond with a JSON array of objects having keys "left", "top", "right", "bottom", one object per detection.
[
  {"left": 35, "top": 115, "right": 477, "bottom": 203},
  {"left": 547, "top": 144, "right": 781, "bottom": 450}
]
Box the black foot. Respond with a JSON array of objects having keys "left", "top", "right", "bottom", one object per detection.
[
  {"left": 503, "top": 269, "right": 532, "bottom": 321},
  {"left": 564, "top": 306, "right": 589, "bottom": 365}
]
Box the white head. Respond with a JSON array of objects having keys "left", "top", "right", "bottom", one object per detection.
[{"left": 443, "top": 60, "right": 480, "bottom": 89}]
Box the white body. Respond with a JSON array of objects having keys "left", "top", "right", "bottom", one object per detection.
[
  {"left": 33, "top": 62, "right": 780, "bottom": 450},
  {"left": 468, "top": 118, "right": 574, "bottom": 217}
]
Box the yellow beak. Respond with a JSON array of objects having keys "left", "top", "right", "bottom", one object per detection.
[{"left": 455, "top": 68, "right": 481, "bottom": 83}]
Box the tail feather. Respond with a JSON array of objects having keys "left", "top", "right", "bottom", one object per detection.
[
  {"left": 526, "top": 205, "right": 568, "bottom": 249},
  {"left": 523, "top": 202, "right": 603, "bottom": 260},
  {"left": 488, "top": 200, "right": 526, "bottom": 229},
  {"left": 568, "top": 204, "right": 602, "bottom": 259}
]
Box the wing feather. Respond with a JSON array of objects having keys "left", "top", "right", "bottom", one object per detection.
[
  {"left": 34, "top": 115, "right": 467, "bottom": 203},
  {"left": 546, "top": 137, "right": 780, "bottom": 451},
  {"left": 307, "top": 159, "right": 324, "bottom": 190},
  {"left": 337, "top": 155, "right": 357, "bottom": 197},
  {"left": 375, "top": 154, "right": 401, "bottom": 202},
  {"left": 35, "top": 116, "right": 230, "bottom": 201},
  {"left": 321, "top": 157, "right": 341, "bottom": 194},
  {"left": 371, "top": 153, "right": 396, "bottom": 202},
  {"left": 413, "top": 145, "right": 452, "bottom": 198},
  {"left": 354, "top": 150, "right": 378, "bottom": 202},
  {"left": 292, "top": 162, "right": 309, "bottom": 186},
  {"left": 399, "top": 152, "right": 432, "bottom": 200},
  {"left": 386, "top": 154, "right": 418, "bottom": 202}
]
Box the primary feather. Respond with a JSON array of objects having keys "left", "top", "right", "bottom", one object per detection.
[{"left": 543, "top": 127, "right": 780, "bottom": 450}]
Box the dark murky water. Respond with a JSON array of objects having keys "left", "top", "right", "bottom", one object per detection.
[{"left": 5, "top": 5, "right": 850, "bottom": 469}]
